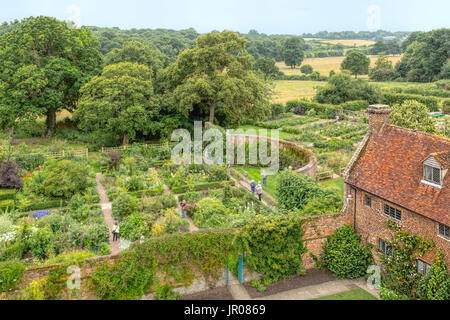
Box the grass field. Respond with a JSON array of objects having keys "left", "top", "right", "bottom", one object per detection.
[
  {"left": 312, "top": 288, "right": 378, "bottom": 300},
  {"left": 305, "top": 38, "right": 376, "bottom": 47},
  {"left": 272, "top": 80, "right": 326, "bottom": 103},
  {"left": 276, "top": 55, "right": 402, "bottom": 77},
  {"left": 235, "top": 166, "right": 279, "bottom": 199},
  {"left": 320, "top": 177, "right": 344, "bottom": 199},
  {"left": 237, "top": 124, "right": 297, "bottom": 140}
]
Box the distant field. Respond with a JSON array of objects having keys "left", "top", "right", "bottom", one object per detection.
[
  {"left": 305, "top": 38, "right": 376, "bottom": 47},
  {"left": 272, "top": 80, "right": 326, "bottom": 103},
  {"left": 276, "top": 55, "right": 402, "bottom": 77}
]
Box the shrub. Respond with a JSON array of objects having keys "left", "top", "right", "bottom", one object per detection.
[
  {"left": 270, "top": 103, "right": 286, "bottom": 118},
  {"left": 193, "top": 198, "right": 229, "bottom": 228},
  {"left": 107, "top": 152, "right": 121, "bottom": 170},
  {"left": 112, "top": 193, "right": 140, "bottom": 220},
  {"left": 381, "top": 92, "right": 440, "bottom": 112},
  {"left": 379, "top": 287, "right": 410, "bottom": 300},
  {"left": 26, "top": 159, "right": 89, "bottom": 198},
  {"left": 321, "top": 225, "right": 373, "bottom": 279},
  {"left": 0, "top": 160, "right": 23, "bottom": 190},
  {"left": 154, "top": 284, "right": 181, "bottom": 300},
  {"left": 29, "top": 226, "right": 55, "bottom": 260},
  {"left": 418, "top": 250, "right": 450, "bottom": 300},
  {"left": 300, "top": 64, "right": 313, "bottom": 75},
  {"left": 0, "top": 260, "right": 26, "bottom": 292}
]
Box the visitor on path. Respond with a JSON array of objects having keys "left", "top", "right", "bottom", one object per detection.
[
  {"left": 227, "top": 160, "right": 231, "bottom": 169},
  {"left": 180, "top": 200, "right": 187, "bottom": 218},
  {"left": 250, "top": 180, "right": 256, "bottom": 196},
  {"left": 244, "top": 171, "right": 248, "bottom": 179},
  {"left": 256, "top": 182, "right": 263, "bottom": 202},
  {"left": 262, "top": 172, "right": 267, "bottom": 186},
  {"left": 112, "top": 221, "right": 119, "bottom": 242}
]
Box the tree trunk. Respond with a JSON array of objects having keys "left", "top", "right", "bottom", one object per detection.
[
  {"left": 209, "top": 102, "right": 215, "bottom": 125},
  {"left": 46, "top": 108, "right": 57, "bottom": 137},
  {"left": 123, "top": 134, "right": 129, "bottom": 145}
]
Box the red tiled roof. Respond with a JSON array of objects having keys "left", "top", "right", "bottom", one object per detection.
[
  {"left": 346, "top": 125, "right": 450, "bottom": 225},
  {"left": 433, "top": 151, "right": 450, "bottom": 169}
]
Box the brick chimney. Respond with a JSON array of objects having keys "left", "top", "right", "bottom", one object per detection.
[{"left": 367, "top": 104, "right": 391, "bottom": 135}]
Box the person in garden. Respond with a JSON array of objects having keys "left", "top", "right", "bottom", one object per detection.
[
  {"left": 244, "top": 171, "right": 248, "bottom": 179},
  {"left": 250, "top": 180, "right": 256, "bottom": 196},
  {"left": 112, "top": 221, "right": 119, "bottom": 242},
  {"left": 262, "top": 172, "right": 267, "bottom": 186},
  {"left": 256, "top": 182, "right": 263, "bottom": 201},
  {"left": 180, "top": 199, "right": 187, "bottom": 218},
  {"left": 227, "top": 160, "right": 231, "bottom": 169}
]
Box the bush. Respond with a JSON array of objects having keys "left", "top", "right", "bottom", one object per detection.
[
  {"left": 0, "top": 160, "right": 23, "bottom": 190},
  {"left": 340, "top": 100, "right": 369, "bottom": 111},
  {"left": 193, "top": 198, "right": 229, "bottom": 228},
  {"left": 270, "top": 103, "right": 285, "bottom": 118},
  {"left": 25, "top": 159, "right": 89, "bottom": 198},
  {"left": 154, "top": 284, "right": 181, "bottom": 300},
  {"left": 418, "top": 250, "right": 450, "bottom": 300},
  {"left": 106, "top": 152, "right": 121, "bottom": 171},
  {"left": 0, "top": 260, "right": 26, "bottom": 292},
  {"left": 321, "top": 225, "right": 373, "bottom": 279},
  {"left": 29, "top": 226, "right": 55, "bottom": 260},
  {"left": 112, "top": 193, "right": 140, "bottom": 220},
  {"left": 379, "top": 287, "right": 410, "bottom": 300},
  {"left": 300, "top": 64, "right": 313, "bottom": 75},
  {"left": 381, "top": 92, "right": 440, "bottom": 112}
]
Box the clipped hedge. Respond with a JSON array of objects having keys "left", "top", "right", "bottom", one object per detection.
[
  {"left": 340, "top": 100, "right": 369, "bottom": 111},
  {"left": 381, "top": 92, "right": 440, "bottom": 112},
  {"left": 171, "top": 180, "right": 234, "bottom": 194},
  {"left": 0, "top": 189, "right": 17, "bottom": 201}
]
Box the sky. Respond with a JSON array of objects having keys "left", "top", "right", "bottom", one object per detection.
[{"left": 0, "top": 0, "right": 449, "bottom": 34}]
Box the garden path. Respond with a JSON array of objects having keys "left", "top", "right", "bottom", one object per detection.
[
  {"left": 228, "top": 168, "right": 277, "bottom": 209},
  {"left": 95, "top": 173, "right": 119, "bottom": 255}
]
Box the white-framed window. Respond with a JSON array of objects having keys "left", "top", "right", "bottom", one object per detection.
[
  {"left": 438, "top": 223, "right": 450, "bottom": 240},
  {"left": 383, "top": 204, "right": 402, "bottom": 221},
  {"left": 424, "top": 165, "right": 441, "bottom": 185},
  {"left": 417, "top": 259, "right": 431, "bottom": 275},
  {"left": 378, "top": 238, "right": 392, "bottom": 255}
]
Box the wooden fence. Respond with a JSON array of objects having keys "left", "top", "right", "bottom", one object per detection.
[
  {"left": 13, "top": 149, "right": 89, "bottom": 161},
  {"left": 316, "top": 166, "right": 346, "bottom": 181}
]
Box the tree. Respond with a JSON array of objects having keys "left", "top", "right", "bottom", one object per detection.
[
  {"left": 369, "top": 54, "right": 398, "bottom": 81},
  {"left": 418, "top": 250, "right": 450, "bottom": 300},
  {"left": 341, "top": 51, "right": 370, "bottom": 78},
  {"left": 74, "top": 62, "right": 161, "bottom": 145},
  {"left": 104, "top": 40, "right": 168, "bottom": 76},
  {"left": 390, "top": 100, "right": 436, "bottom": 134},
  {"left": 0, "top": 160, "right": 23, "bottom": 190},
  {"left": 282, "top": 37, "right": 305, "bottom": 69},
  {"left": 300, "top": 64, "right": 313, "bottom": 75},
  {"left": 253, "top": 57, "right": 281, "bottom": 80},
  {"left": 161, "top": 31, "right": 271, "bottom": 126},
  {"left": 0, "top": 16, "right": 102, "bottom": 137}
]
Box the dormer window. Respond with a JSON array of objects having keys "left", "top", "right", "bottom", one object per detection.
[{"left": 423, "top": 164, "right": 441, "bottom": 185}]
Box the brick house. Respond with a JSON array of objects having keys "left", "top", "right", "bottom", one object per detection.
[{"left": 343, "top": 104, "right": 449, "bottom": 272}]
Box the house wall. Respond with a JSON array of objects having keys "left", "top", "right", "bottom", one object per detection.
[{"left": 346, "top": 184, "right": 450, "bottom": 266}]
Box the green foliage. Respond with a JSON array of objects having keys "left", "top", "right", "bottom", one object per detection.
[
  {"left": 390, "top": 100, "right": 436, "bottom": 133},
  {"left": 418, "top": 250, "right": 450, "bottom": 300},
  {"left": 0, "top": 16, "right": 102, "bottom": 135},
  {"left": 236, "top": 214, "right": 306, "bottom": 282},
  {"left": 379, "top": 221, "right": 435, "bottom": 299},
  {"left": 25, "top": 159, "right": 89, "bottom": 198},
  {"left": 369, "top": 54, "right": 398, "bottom": 82},
  {"left": 194, "top": 197, "right": 229, "bottom": 228},
  {"left": 154, "top": 284, "right": 181, "bottom": 300},
  {"left": 282, "top": 37, "right": 305, "bottom": 69},
  {"left": 0, "top": 260, "right": 26, "bottom": 292},
  {"left": 112, "top": 193, "right": 140, "bottom": 220},
  {"left": 74, "top": 62, "right": 161, "bottom": 145},
  {"left": 381, "top": 92, "right": 440, "bottom": 112},
  {"left": 29, "top": 226, "right": 55, "bottom": 260},
  {"left": 300, "top": 64, "right": 313, "bottom": 75},
  {"left": 254, "top": 57, "right": 282, "bottom": 80},
  {"left": 321, "top": 225, "right": 373, "bottom": 279},
  {"left": 341, "top": 51, "right": 370, "bottom": 78}
]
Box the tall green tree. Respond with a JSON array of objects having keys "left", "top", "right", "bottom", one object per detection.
[
  {"left": 390, "top": 100, "right": 436, "bottom": 134},
  {"left": 282, "top": 37, "right": 305, "bottom": 69},
  {"left": 341, "top": 51, "right": 370, "bottom": 78},
  {"left": 74, "top": 62, "right": 161, "bottom": 145},
  {"left": 253, "top": 57, "right": 281, "bottom": 80},
  {"left": 104, "top": 40, "right": 168, "bottom": 76},
  {"left": 369, "top": 54, "right": 398, "bottom": 82},
  {"left": 161, "top": 31, "right": 271, "bottom": 126},
  {"left": 0, "top": 16, "right": 102, "bottom": 136}
]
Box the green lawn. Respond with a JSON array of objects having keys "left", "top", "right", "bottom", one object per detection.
[
  {"left": 320, "top": 177, "right": 344, "bottom": 199},
  {"left": 235, "top": 166, "right": 279, "bottom": 200},
  {"left": 313, "top": 288, "right": 377, "bottom": 300},
  {"left": 236, "top": 124, "right": 297, "bottom": 141}
]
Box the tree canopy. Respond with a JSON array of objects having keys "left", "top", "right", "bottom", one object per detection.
[
  {"left": 282, "top": 37, "right": 305, "bottom": 69},
  {"left": 341, "top": 51, "right": 370, "bottom": 78},
  {"left": 74, "top": 62, "right": 161, "bottom": 145},
  {"left": 160, "top": 31, "right": 271, "bottom": 126},
  {"left": 390, "top": 100, "right": 436, "bottom": 133},
  {"left": 0, "top": 16, "right": 102, "bottom": 136}
]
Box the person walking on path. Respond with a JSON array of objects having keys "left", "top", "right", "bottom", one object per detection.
[
  {"left": 180, "top": 199, "right": 187, "bottom": 218},
  {"left": 262, "top": 172, "right": 267, "bottom": 186},
  {"left": 112, "top": 221, "right": 120, "bottom": 242},
  {"left": 256, "top": 182, "right": 263, "bottom": 202},
  {"left": 244, "top": 171, "right": 248, "bottom": 179},
  {"left": 250, "top": 180, "right": 256, "bottom": 196}
]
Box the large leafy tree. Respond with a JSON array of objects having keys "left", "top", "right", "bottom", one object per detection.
[
  {"left": 74, "top": 62, "right": 161, "bottom": 145},
  {"left": 104, "top": 40, "right": 168, "bottom": 76},
  {"left": 282, "top": 37, "right": 305, "bottom": 69},
  {"left": 397, "top": 29, "right": 450, "bottom": 82},
  {"left": 161, "top": 31, "right": 271, "bottom": 126},
  {"left": 341, "top": 51, "right": 370, "bottom": 78},
  {"left": 369, "top": 54, "right": 398, "bottom": 82},
  {"left": 390, "top": 100, "right": 436, "bottom": 134},
  {"left": 0, "top": 16, "right": 102, "bottom": 136},
  {"left": 253, "top": 57, "right": 281, "bottom": 80}
]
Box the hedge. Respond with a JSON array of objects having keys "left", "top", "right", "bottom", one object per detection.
[
  {"left": 127, "top": 189, "right": 165, "bottom": 199},
  {"left": 340, "top": 100, "right": 369, "bottom": 111},
  {"left": 381, "top": 92, "right": 440, "bottom": 112},
  {"left": 0, "top": 197, "right": 101, "bottom": 212},
  {"left": 171, "top": 180, "right": 234, "bottom": 194},
  {"left": 0, "top": 190, "right": 17, "bottom": 201}
]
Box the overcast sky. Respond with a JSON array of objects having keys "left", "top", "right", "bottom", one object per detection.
[{"left": 1, "top": 0, "right": 449, "bottom": 34}]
